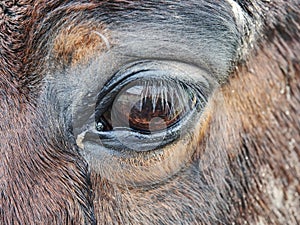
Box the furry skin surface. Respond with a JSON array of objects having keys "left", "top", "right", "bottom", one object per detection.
[{"left": 0, "top": 1, "right": 299, "bottom": 224}]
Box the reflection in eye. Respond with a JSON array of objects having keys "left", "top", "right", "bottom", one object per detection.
[{"left": 96, "top": 79, "right": 197, "bottom": 134}]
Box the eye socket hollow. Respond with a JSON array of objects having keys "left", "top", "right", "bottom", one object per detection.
[
  {"left": 96, "top": 79, "right": 197, "bottom": 134},
  {"left": 74, "top": 60, "right": 214, "bottom": 187}
]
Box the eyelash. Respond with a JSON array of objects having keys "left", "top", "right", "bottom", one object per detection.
[{"left": 95, "top": 78, "right": 201, "bottom": 134}]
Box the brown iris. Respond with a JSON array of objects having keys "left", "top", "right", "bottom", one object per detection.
[{"left": 98, "top": 80, "right": 196, "bottom": 134}]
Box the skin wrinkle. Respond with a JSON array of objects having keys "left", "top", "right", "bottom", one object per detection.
[
  {"left": 0, "top": 0, "right": 299, "bottom": 224},
  {"left": 106, "top": 1, "right": 242, "bottom": 81}
]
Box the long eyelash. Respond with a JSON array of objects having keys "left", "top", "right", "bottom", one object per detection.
[
  {"left": 163, "top": 83, "right": 169, "bottom": 112},
  {"left": 136, "top": 79, "right": 203, "bottom": 116},
  {"left": 196, "top": 91, "right": 208, "bottom": 112},
  {"left": 140, "top": 83, "right": 148, "bottom": 111},
  {"left": 152, "top": 82, "right": 158, "bottom": 112}
]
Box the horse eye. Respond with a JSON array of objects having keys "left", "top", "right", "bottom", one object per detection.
[
  {"left": 75, "top": 60, "right": 214, "bottom": 186},
  {"left": 92, "top": 60, "right": 211, "bottom": 153},
  {"left": 96, "top": 79, "right": 197, "bottom": 134}
]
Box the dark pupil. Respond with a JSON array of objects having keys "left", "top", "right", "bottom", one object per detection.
[{"left": 98, "top": 81, "right": 193, "bottom": 134}]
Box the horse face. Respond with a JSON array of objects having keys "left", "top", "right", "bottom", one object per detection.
[{"left": 0, "top": 1, "right": 299, "bottom": 224}]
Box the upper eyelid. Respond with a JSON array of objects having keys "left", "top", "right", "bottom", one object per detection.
[
  {"left": 94, "top": 60, "right": 214, "bottom": 110},
  {"left": 101, "top": 59, "right": 214, "bottom": 90}
]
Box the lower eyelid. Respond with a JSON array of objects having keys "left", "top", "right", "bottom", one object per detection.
[{"left": 79, "top": 118, "right": 201, "bottom": 187}]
